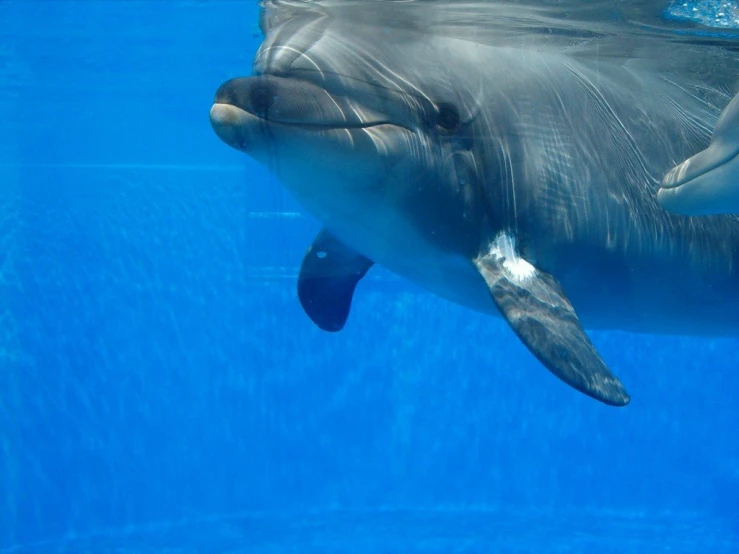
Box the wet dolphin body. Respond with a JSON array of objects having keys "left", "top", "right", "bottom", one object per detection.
[
  {"left": 210, "top": 3, "right": 739, "bottom": 406},
  {"left": 659, "top": 92, "right": 739, "bottom": 215}
]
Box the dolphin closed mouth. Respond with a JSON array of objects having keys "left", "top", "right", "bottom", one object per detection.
[{"left": 210, "top": 75, "right": 392, "bottom": 133}]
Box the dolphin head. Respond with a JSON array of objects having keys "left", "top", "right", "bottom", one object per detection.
[{"left": 210, "top": 9, "right": 489, "bottom": 256}]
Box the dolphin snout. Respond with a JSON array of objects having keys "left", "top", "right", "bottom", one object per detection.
[
  {"left": 214, "top": 77, "right": 277, "bottom": 117},
  {"left": 211, "top": 75, "right": 389, "bottom": 129},
  {"left": 213, "top": 75, "right": 323, "bottom": 123}
]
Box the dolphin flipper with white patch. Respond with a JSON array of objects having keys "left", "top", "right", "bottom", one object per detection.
[
  {"left": 474, "top": 234, "right": 630, "bottom": 406},
  {"left": 658, "top": 93, "right": 739, "bottom": 215},
  {"left": 298, "top": 229, "right": 375, "bottom": 332}
]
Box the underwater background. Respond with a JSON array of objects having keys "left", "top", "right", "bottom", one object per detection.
[{"left": 0, "top": 1, "right": 737, "bottom": 551}]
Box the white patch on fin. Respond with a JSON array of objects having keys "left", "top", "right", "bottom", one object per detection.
[{"left": 489, "top": 232, "right": 537, "bottom": 283}]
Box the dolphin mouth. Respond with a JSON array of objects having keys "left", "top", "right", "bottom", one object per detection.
[
  {"left": 210, "top": 102, "right": 391, "bottom": 131},
  {"left": 211, "top": 75, "right": 396, "bottom": 132}
]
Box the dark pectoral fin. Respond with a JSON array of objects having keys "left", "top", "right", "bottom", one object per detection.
[
  {"left": 474, "top": 237, "right": 630, "bottom": 406},
  {"left": 298, "top": 229, "right": 374, "bottom": 332}
]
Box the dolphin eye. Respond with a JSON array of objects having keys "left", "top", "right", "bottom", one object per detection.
[{"left": 436, "top": 102, "right": 460, "bottom": 131}]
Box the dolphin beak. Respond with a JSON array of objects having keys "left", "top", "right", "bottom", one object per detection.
[{"left": 211, "top": 75, "right": 391, "bottom": 131}]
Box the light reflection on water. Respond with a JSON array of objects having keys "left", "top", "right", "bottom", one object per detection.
[{"left": 2, "top": 508, "right": 736, "bottom": 554}]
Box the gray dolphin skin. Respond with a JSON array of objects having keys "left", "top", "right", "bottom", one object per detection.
[
  {"left": 210, "top": 0, "right": 739, "bottom": 406},
  {"left": 658, "top": 92, "right": 739, "bottom": 215}
]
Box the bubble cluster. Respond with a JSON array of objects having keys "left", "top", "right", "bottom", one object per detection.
[{"left": 666, "top": 0, "right": 739, "bottom": 28}]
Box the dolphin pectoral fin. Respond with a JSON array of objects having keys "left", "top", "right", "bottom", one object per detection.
[
  {"left": 658, "top": 92, "right": 739, "bottom": 215},
  {"left": 657, "top": 152, "right": 739, "bottom": 216},
  {"left": 474, "top": 237, "right": 630, "bottom": 406},
  {"left": 297, "top": 229, "right": 375, "bottom": 332}
]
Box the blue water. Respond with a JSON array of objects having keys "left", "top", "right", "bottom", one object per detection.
[{"left": 1, "top": 1, "right": 738, "bottom": 552}]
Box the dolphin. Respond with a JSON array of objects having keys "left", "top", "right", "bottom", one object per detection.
[
  {"left": 658, "top": 92, "right": 739, "bottom": 215},
  {"left": 210, "top": 1, "right": 739, "bottom": 406}
]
